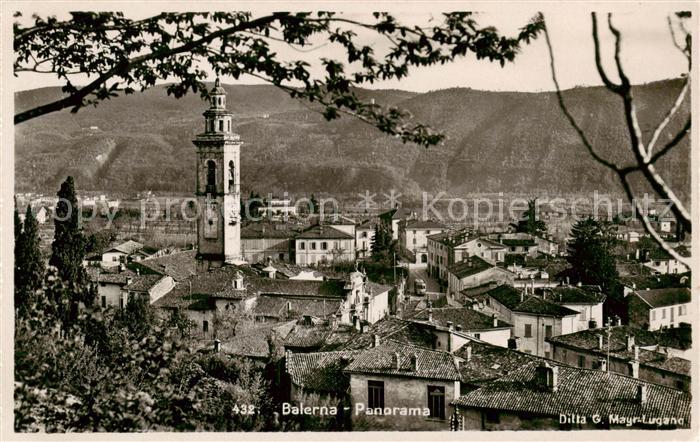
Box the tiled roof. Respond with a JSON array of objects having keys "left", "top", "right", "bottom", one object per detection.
[
  {"left": 447, "top": 256, "right": 495, "bottom": 279},
  {"left": 379, "top": 207, "right": 414, "bottom": 221},
  {"left": 241, "top": 223, "right": 295, "bottom": 239},
  {"left": 366, "top": 281, "right": 393, "bottom": 296},
  {"left": 286, "top": 350, "right": 362, "bottom": 394},
  {"left": 136, "top": 250, "right": 197, "bottom": 281},
  {"left": 485, "top": 285, "right": 579, "bottom": 317},
  {"left": 634, "top": 287, "right": 691, "bottom": 309},
  {"left": 452, "top": 361, "right": 691, "bottom": 426},
  {"left": 356, "top": 219, "right": 377, "bottom": 230},
  {"left": 284, "top": 317, "right": 332, "bottom": 349},
  {"left": 344, "top": 340, "right": 461, "bottom": 381},
  {"left": 404, "top": 219, "right": 445, "bottom": 230},
  {"left": 620, "top": 274, "right": 689, "bottom": 291},
  {"left": 455, "top": 341, "right": 547, "bottom": 386},
  {"left": 252, "top": 295, "right": 343, "bottom": 319},
  {"left": 153, "top": 292, "right": 216, "bottom": 311},
  {"left": 338, "top": 317, "right": 435, "bottom": 351},
  {"left": 546, "top": 325, "right": 691, "bottom": 376},
  {"left": 296, "top": 225, "right": 354, "bottom": 239},
  {"left": 108, "top": 240, "right": 144, "bottom": 255},
  {"left": 93, "top": 268, "right": 137, "bottom": 285},
  {"left": 410, "top": 307, "right": 511, "bottom": 330},
  {"left": 541, "top": 286, "right": 606, "bottom": 304},
  {"left": 222, "top": 321, "right": 295, "bottom": 359},
  {"left": 501, "top": 238, "right": 536, "bottom": 247},
  {"left": 124, "top": 274, "right": 163, "bottom": 292}
]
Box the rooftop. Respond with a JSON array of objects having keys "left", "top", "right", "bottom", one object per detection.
[
  {"left": 222, "top": 321, "right": 295, "bottom": 359},
  {"left": 540, "top": 285, "right": 606, "bottom": 304},
  {"left": 633, "top": 287, "right": 691, "bottom": 309},
  {"left": 296, "top": 224, "right": 354, "bottom": 240},
  {"left": 106, "top": 240, "right": 144, "bottom": 255},
  {"left": 403, "top": 219, "right": 446, "bottom": 230},
  {"left": 124, "top": 274, "right": 164, "bottom": 292},
  {"left": 446, "top": 256, "right": 496, "bottom": 279},
  {"left": 485, "top": 285, "right": 579, "bottom": 317},
  {"left": 135, "top": 249, "right": 197, "bottom": 281},
  {"left": 410, "top": 307, "right": 511, "bottom": 330},
  {"left": 454, "top": 340, "right": 546, "bottom": 387},
  {"left": 452, "top": 361, "right": 690, "bottom": 426},
  {"left": 286, "top": 350, "right": 362, "bottom": 394},
  {"left": 252, "top": 296, "right": 343, "bottom": 320},
  {"left": 344, "top": 340, "right": 462, "bottom": 381},
  {"left": 338, "top": 316, "right": 435, "bottom": 351},
  {"left": 241, "top": 223, "right": 295, "bottom": 239}
]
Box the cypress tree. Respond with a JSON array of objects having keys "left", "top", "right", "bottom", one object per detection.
[
  {"left": 14, "top": 203, "right": 25, "bottom": 313},
  {"left": 49, "top": 177, "right": 96, "bottom": 312},
  {"left": 15, "top": 206, "right": 45, "bottom": 314},
  {"left": 566, "top": 217, "right": 619, "bottom": 292}
]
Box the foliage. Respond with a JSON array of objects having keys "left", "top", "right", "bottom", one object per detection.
[
  {"left": 370, "top": 222, "right": 394, "bottom": 263},
  {"left": 14, "top": 270, "right": 272, "bottom": 432},
  {"left": 14, "top": 10, "right": 544, "bottom": 146},
  {"left": 48, "top": 177, "right": 97, "bottom": 327},
  {"left": 566, "top": 218, "right": 619, "bottom": 290},
  {"left": 85, "top": 229, "right": 118, "bottom": 254},
  {"left": 15, "top": 205, "right": 46, "bottom": 316},
  {"left": 511, "top": 198, "right": 546, "bottom": 235}
]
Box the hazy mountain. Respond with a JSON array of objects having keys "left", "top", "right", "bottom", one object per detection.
[{"left": 14, "top": 79, "right": 690, "bottom": 202}]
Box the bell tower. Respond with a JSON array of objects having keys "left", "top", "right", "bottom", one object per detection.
[{"left": 193, "top": 78, "right": 243, "bottom": 268}]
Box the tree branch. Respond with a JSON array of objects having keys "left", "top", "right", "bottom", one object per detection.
[{"left": 646, "top": 78, "right": 689, "bottom": 160}]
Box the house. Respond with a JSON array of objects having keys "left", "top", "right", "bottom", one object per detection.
[
  {"left": 451, "top": 360, "right": 690, "bottom": 430},
  {"left": 34, "top": 206, "right": 49, "bottom": 224},
  {"left": 241, "top": 222, "right": 294, "bottom": 263},
  {"left": 445, "top": 256, "right": 515, "bottom": 300},
  {"left": 285, "top": 349, "right": 361, "bottom": 404},
  {"left": 283, "top": 316, "right": 358, "bottom": 352},
  {"left": 132, "top": 249, "right": 197, "bottom": 282},
  {"left": 379, "top": 206, "right": 415, "bottom": 241},
  {"left": 294, "top": 225, "right": 355, "bottom": 266},
  {"left": 124, "top": 273, "right": 175, "bottom": 305},
  {"left": 478, "top": 285, "right": 579, "bottom": 358},
  {"left": 220, "top": 320, "right": 296, "bottom": 363},
  {"left": 490, "top": 233, "right": 539, "bottom": 257},
  {"left": 539, "top": 285, "right": 606, "bottom": 331},
  {"left": 409, "top": 307, "right": 512, "bottom": 348},
  {"left": 546, "top": 325, "right": 691, "bottom": 391},
  {"left": 398, "top": 219, "right": 447, "bottom": 265},
  {"left": 337, "top": 316, "right": 437, "bottom": 351},
  {"left": 257, "top": 195, "right": 297, "bottom": 219},
  {"left": 642, "top": 247, "right": 690, "bottom": 275},
  {"left": 88, "top": 266, "right": 136, "bottom": 309},
  {"left": 154, "top": 267, "right": 390, "bottom": 338},
  {"left": 627, "top": 287, "right": 691, "bottom": 330},
  {"left": 355, "top": 219, "right": 376, "bottom": 259},
  {"left": 427, "top": 230, "right": 507, "bottom": 284},
  {"left": 344, "top": 340, "right": 462, "bottom": 430},
  {"left": 99, "top": 240, "right": 145, "bottom": 268}
]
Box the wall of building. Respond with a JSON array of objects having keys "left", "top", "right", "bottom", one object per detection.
[
  {"left": 98, "top": 282, "right": 126, "bottom": 308},
  {"left": 101, "top": 251, "right": 126, "bottom": 267},
  {"left": 648, "top": 302, "right": 691, "bottom": 330},
  {"left": 355, "top": 229, "right": 375, "bottom": 259},
  {"left": 643, "top": 259, "right": 690, "bottom": 275},
  {"left": 448, "top": 267, "right": 514, "bottom": 298},
  {"left": 349, "top": 373, "right": 458, "bottom": 431},
  {"left": 146, "top": 276, "right": 175, "bottom": 304},
  {"left": 453, "top": 407, "right": 598, "bottom": 431},
  {"left": 560, "top": 302, "right": 603, "bottom": 332},
  {"left": 295, "top": 239, "right": 355, "bottom": 266},
  {"left": 242, "top": 237, "right": 291, "bottom": 263}
]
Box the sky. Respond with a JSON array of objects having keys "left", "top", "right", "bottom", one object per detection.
[{"left": 11, "top": 3, "right": 693, "bottom": 93}]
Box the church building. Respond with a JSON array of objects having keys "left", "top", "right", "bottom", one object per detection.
[{"left": 193, "top": 79, "right": 244, "bottom": 269}]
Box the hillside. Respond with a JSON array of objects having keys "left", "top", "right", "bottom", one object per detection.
[{"left": 14, "top": 80, "right": 690, "bottom": 201}]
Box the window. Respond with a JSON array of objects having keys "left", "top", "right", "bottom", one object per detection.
[
  {"left": 101, "top": 296, "right": 106, "bottom": 308},
  {"left": 662, "top": 309, "right": 666, "bottom": 319},
  {"left": 228, "top": 161, "right": 235, "bottom": 193},
  {"left": 367, "top": 381, "right": 384, "bottom": 410},
  {"left": 361, "top": 232, "right": 367, "bottom": 238},
  {"left": 206, "top": 160, "right": 216, "bottom": 193},
  {"left": 427, "top": 385, "right": 445, "bottom": 419},
  {"left": 218, "top": 120, "right": 224, "bottom": 131},
  {"left": 679, "top": 305, "right": 686, "bottom": 316},
  {"left": 651, "top": 310, "right": 656, "bottom": 320},
  {"left": 299, "top": 242, "right": 305, "bottom": 250},
  {"left": 311, "top": 242, "right": 317, "bottom": 250},
  {"left": 545, "top": 325, "right": 553, "bottom": 339},
  {"left": 412, "top": 238, "right": 417, "bottom": 245},
  {"left": 578, "top": 355, "right": 586, "bottom": 368},
  {"left": 580, "top": 309, "right": 587, "bottom": 320},
  {"left": 119, "top": 297, "right": 124, "bottom": 310},
  {"left": 203, "top": 320, "right": 209, "bottom": 333},
  {"left": 321, "top": 242, "right": 328, "bottom": 250},
  {"left": 545, "top": 351, "right": 551, "bottom": 359},
  {"left": 279, "top": 253, "right": 284, "bottom": 261},
  {"left": 524, "top": 324, "right": 532, "bottom": 338},
  {"left": 474, "top": 333, "right": 480, "bottom": 340},
  {"left": 485, "top": 410, "right": 500, "bottom": 424},
  {"left": 227, "top": 120, "right": 231, "bottom": 131}
]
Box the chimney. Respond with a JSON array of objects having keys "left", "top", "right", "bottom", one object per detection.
[
  {"left": 427, "top": 308, "right": 433, "bottom": 323},
  {"left": 373, "top": 334, "right": 380, "bottom": 348},
  {"left": 410, "top": 353, "right": 417, "bottom": 371},
  {"left": 492, "top": 313, "right": 498, "bottom": 327},
  {"left": 597, "top": 334, "right": 604, "bottom": 350},
  {"left": 360, "top": 321, "right": 367, "bottom": 334},
  {"left": 566, "top": 276, "right": 570, "bottom": 285},
  {"left": 535, "top": 362, "right": 559, "bottom": 392},
  {"left": 456, "top": 324, "right": 463, "bottom": 332},
  {"left": 119, "top": 263, "right": 126, "bottom": 273},
  {"left": 287, "top": 301, "right": 292, "bottom": 313},
  {"left": 465, "top": 345, "right": 472, "bottom": 362},
  {"left": 628, "top": 360, "right": 640, "bottom": 378},
  {"left": 598, "top": 358, "right": 607, "bottom": 371},
  {"left": 446, "top": 321, "right": 454, "bottom": 331},
  {"left": 507, "top": 336, "right": 521, "bottom": 350},
  {"left": 615, "top": 316, "right": 622, "bottom": 326},
  {"left": 214, "top": 339, "right": 221, "bottom": 353},
  {"left": 353, "top": 315, "right": 360, "bottom": 331},
  {"left": 453, "top": 355, "right": 460, "bottom": 371},
  {"left": 633, "top": 345, "right": 640, "bottom": 361},
  {"left": 520, "top": 290, "right": 524, "bottom": 302},
  {"left": 393, "top": 352, "right": 401, "bottom": 370},
  {"left": 636, "top": 384, "right": 648, "bottom": 403},
  {"left": 626, "top": 335, "right": 635, "bottom": 351},
  {"left": 577, "top": 281, "right": 582, "bottom": 287},
  {"left": 126, "top": 276, "right": 133, "bottom": 286}
]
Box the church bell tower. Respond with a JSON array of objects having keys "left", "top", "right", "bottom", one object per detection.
[{"left": 193, "top": 78, "right": 243, "bottom": 267}]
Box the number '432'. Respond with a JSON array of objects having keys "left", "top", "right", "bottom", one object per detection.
[{"left": 232, "top": 404, "right": 256, "bottom": 415}]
